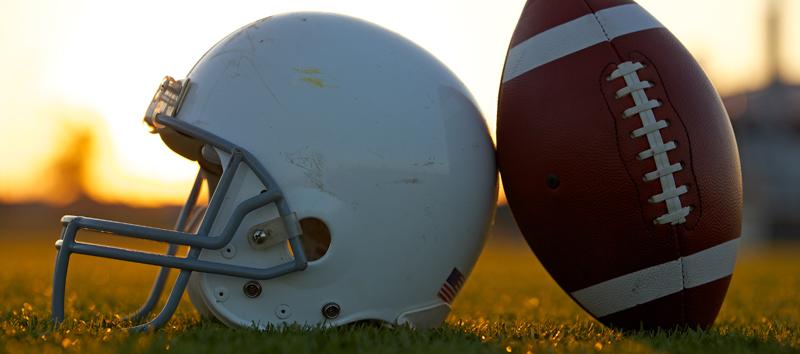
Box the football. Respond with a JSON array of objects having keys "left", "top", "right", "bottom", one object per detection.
[{"left": 497, "top": 0, "right": 743, "bottom": 330}]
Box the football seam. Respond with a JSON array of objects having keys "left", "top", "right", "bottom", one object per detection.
[
  {"left": 590, "top": 12, "right": 612, "bottom": 42},
  {"left": 624, "top": 51, "right": 707, "bottom": 325},
  {"left": 581, "top": 0, "right": 688, "bottom": 324}
]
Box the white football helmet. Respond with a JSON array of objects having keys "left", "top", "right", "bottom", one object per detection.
[{"left": 52, "top": 12, "right": 497, "bottom": 331}]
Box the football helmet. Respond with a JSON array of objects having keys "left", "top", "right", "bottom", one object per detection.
[{"left": 51, "top": 13, "right": 497, "bottom": 331}]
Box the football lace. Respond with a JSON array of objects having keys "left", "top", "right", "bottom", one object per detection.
[{"left": 608, "top": 61, "right": 691, "bottom": 225}]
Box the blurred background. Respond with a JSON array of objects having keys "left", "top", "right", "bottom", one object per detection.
[{"left": 1, "top": 0, "right": 799, "bottom": 246}]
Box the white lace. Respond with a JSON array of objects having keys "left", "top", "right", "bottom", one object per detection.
[{"left": 608, "top": 61, "right": 691, "bottom": 225}]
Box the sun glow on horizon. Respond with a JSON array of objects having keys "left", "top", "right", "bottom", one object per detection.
[{"left": 1, "top": 0, "right": 797, "bottom": 207}]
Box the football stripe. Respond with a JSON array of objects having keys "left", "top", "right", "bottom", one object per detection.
[
  {"left": 502, "top": 4, "right": 663, "bottom": 83},
  {"left": 570, "top": 238, "right": 739, "bottom": 317},
  {"left": 594, "top": 4, "right": 663, "bottom": 40},
  {"left": 573, "top": 259, "right": 685, "bottom": 318},
  {"left": 503, "top": 14, "right": 607, "bottom": 83},
  {"left": 598, "top": 276, "right": 733, "bottom": 330},
  {"left": 683, "top": 238, "right": 739, "bottom": 288}
]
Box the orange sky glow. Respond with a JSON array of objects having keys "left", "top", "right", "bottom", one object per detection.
[{"left": 0, "top": 0, "right": 798, "bottom": 207}]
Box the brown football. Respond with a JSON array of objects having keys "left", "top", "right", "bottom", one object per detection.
[{"left": 497, "top": 0, "right": 743, "bottom": 330}]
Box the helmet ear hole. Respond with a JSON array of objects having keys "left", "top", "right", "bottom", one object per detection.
[{"left": 299, "top": 218, "right": 331, "bottom": 261}]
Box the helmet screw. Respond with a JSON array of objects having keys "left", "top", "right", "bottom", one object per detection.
[
  {"left": 220, "top": 244, "right": 236, "bottom": 259},
  {"left": 251, "top": 229, "right": 270, "bottom": 245},
  {"left": 275, "top": 304, "right": 292, "bottom": 319},
  {"left": 321, "top": 302, "right": 341, "bottom": 319},
  {"left": 243, "top": 281, "right": 262, "bottom": 298}
]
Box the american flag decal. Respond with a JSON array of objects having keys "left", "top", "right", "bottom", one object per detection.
[{"left": 437, "top": 268, "right": 466, "bottom": 304}]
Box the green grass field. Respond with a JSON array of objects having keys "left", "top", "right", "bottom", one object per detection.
[{"left": 0, "top": 234, "right": 798, "bottom": 354}]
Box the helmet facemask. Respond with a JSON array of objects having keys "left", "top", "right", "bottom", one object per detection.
[{"left": 52, "top": 76, "right": 308, "bottom": 331}]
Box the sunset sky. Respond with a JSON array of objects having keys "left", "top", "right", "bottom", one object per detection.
[{"left": 1, "top": 0, "right": 798, "bottom": 206}]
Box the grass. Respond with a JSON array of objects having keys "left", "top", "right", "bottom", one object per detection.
[{"left": 0, "top": 233, "right": 798, "bottom": 354}]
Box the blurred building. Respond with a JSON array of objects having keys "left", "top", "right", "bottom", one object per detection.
[{"left": 725, "top": 0, "right": 800, "bottom": 240}]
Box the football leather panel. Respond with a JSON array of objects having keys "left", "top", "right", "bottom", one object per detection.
[
  {"left": 610, "top": 29, "right": 743, "bottom": 256},
  {"left": 596, "top": 289, "right": 685, "bottom": 331},
  {"left": 583, "top": 0, "right": 637, "bottom": 13},
  {"left": 498, "top": 41, "right": 681, "bottom": 292},
  {"left": 499, "top": 0, "right": 740, "bottom": 331},
  {"left": 508, "top": 0, "right": 593, "bottom": 47},
  {"left": 683, "top": 275, "right": 732, "bottom": 327}
]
